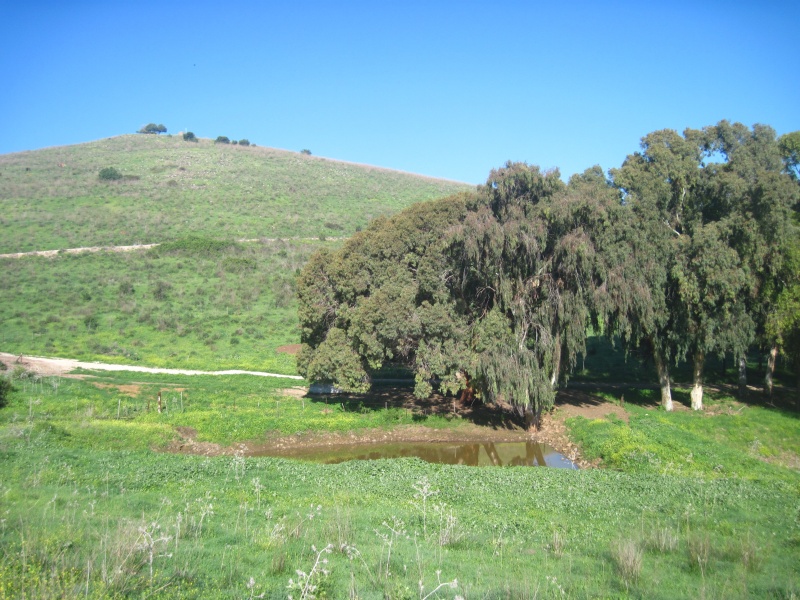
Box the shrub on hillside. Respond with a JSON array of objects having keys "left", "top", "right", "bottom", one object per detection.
[
  {"left": 238, "top": 139, "right": 250, "bottom": 146},
  {"left": 300, "top": 149, "right": 312, "bottom": 155},
  {"left": 98, "top": 167, "right": 123, "bottom": 181},
  {"left": 183, "top": 131, "right": 197, "bottom": 142},
  {"left": 0, "top": 377, "right": 12, "bottom": 408},
  {"left": 215, "top": 136, "right": 230, "bottom": 144},
  {"left": 151, "top": 236, "right": 241, "bottom": 256}
]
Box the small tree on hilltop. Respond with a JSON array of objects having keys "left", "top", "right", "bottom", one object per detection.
[
  {"left": 300, "top": 149, "right": 312, "bottom": 155},
  {"left": 139, "top": 123, "right": 167, "bottom": 134},
  {"left": 183, "top": 131, "right": 197, "bottom": 142},
  {"left": 215, "top": 136, "right": 230, "bottom": 144},
  {"left": 238, "top": 139, "right": 250, "bottom": 146}
]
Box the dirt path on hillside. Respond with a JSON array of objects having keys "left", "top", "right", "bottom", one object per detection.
[
  {"left": 0, "top": 352, "right": 302, "bottom": 380},
  {"left": 0, "top": 237, "right": 345, "bottom": 259}
]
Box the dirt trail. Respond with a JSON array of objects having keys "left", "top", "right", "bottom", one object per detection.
[
  {"left": 0, "top": 352, "right": 302, "bottom": 380},
  {"left": 0, "top": 237, "right": 345, "bottom": 259}
]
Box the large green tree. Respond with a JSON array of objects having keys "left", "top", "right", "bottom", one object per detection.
[
  {"left": 699, "top": 122, "right": 800, "bottom": 394},
  {"left": 610, "top": 124, "right": 757, "bottom": 410},
  {"left": 610, "top": 121, "right": 799, "bottom": 409},
  {"left": 297, "top": 163, "right": 612, "bottom": 426}
]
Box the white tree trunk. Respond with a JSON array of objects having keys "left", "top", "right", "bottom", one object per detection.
[
  {"left": 653, "top": 346, "right": 673, "bottom": 412},
  {"left": 765, "top": 345, "right": 778, "bottom": 395},
  {"left": 550, "top": 331, "right": 562, "bottom": 387},
  {"left": 737, "top": 355, "right": 747, "bottom": 397},
  {"left": 690, "top": 350, "right": 705, "bottom": 411}
]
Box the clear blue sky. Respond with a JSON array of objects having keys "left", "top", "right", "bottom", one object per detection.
[{"left": 2, "top": 1, "right": 798, "bottom": 184}]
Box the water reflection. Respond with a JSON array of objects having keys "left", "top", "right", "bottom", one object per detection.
[{"left": 257, "top": 441, "right": 577, "bottom": 468}]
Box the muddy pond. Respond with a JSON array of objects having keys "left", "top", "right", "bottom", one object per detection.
[{"left": 254, "top": 441, "right": 577, "bottom": 468}]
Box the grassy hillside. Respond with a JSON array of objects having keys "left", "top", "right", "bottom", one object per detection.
[
  {"left": 0, "top": 135, "right": 471, "bottom": 253},
  {"left": 0, "top": 237, "right": 320, "bottom": 372},
  {"left": 0, "top": 135, "right": 470, "bottom": 367}
]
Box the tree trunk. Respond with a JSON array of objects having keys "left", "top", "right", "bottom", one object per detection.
[
  {"left": 795, "top": 354, "right": 800, "bottom": 412},
  {"left": 522, "top": 404, "right": 542, "bottom": 431},
  {"left": 550, "top": 331, "right": 562, "bottom": 388},
  {"left": 653, "top": 345, "right": 673, "bottom": 411},
  {"left": 690, "top": 350, "right": 705, "bottom": 411},
  {"left": 737, "top": 355, "right": 748, "bottom": 398},
  {"left": 765, "top": 345, "right": 778, "bottom": 396}
]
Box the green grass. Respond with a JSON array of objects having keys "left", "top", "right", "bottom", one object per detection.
[
  {"left": 0, "top": 135, "right": 471, "bottom": 253},
  {"left": 567, "top": 391, "right": 800, "bottom": 483},
  {"left": 0, "top": 369, "right": 798, "bottom": 598},
  {"left": 0, "top": 238, "right": 328, "bottom": 372}
]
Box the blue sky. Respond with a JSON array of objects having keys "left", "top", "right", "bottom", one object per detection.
[{"left": 2, "top": 1, "right": 798, "bottom": 184}]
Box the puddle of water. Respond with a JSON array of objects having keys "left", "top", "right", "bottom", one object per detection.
[{"left": 255, "top": 441, "right": 577, "bottom": 468}]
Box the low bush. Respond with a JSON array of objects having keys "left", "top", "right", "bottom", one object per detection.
[
  {"left": 0, "top": 377, "right": 12, "bottom": 408},
  {"left": 98, "top": 167, "right": 123, "bottom": 181}
]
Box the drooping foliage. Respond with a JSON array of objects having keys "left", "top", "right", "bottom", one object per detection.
[
  {"left": 297, "top": 164, "right": 615, "bottom": 420},
  {"left": 297, "top": 121, "right": 799, "bottom": 419}
]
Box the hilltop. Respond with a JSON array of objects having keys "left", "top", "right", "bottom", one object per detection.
[{"left": 0, "top": 135, "right": 471, "bottom": 253}]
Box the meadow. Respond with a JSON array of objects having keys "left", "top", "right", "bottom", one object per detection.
[{"left": 0, "top": 365, "right": 798, "bottom": 599}]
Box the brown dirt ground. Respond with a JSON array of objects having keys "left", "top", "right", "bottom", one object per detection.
[{"left": 276, "top": 344, "right": 302, "bottom": 355}]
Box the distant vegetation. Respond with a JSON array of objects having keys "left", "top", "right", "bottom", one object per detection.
[
  {"left": 0, "top": 135, "right": 468, "bottom": 366},
  {"left": 137, "top": 123, "right": 167, "bottom": 134},
  {"left": 0, "top": 237, "right": 321, "bottom": 372},
  {"left": 182, "top": 131, "right": 197, "bottom": 142}
]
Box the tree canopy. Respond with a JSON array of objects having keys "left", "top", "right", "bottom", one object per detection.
[
  {"left": 138, "top": 123, "right": 167, "bottom": 134},
  {"left": 297, "top": 121, "right": 799, "bottom": 422}
]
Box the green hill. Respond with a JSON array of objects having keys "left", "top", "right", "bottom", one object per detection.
[
  {"left": 0, "top": 135, "right": 471, "bottom": 370},
  {"left": 0, "top": 134, "right": 471, "bottom": 253}
]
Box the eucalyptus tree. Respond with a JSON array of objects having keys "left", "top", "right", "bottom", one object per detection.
[
  {"left": 610, "top": 124, "right": 757, "bottom": 410},
  {"left": 699, "top": 122, "right": 800, "bottom": 394},
  {"left": 609, "top": 129, "right": 700, "bottom": 409},
  {"left": 444, "top": 163, "right": 611, "bottom": 424},
  {"left": 297, "top": 162, "right": 612, "bottom": 427},
  {"left": 297, "top": 193, "right": 474, "bottom": 395}
]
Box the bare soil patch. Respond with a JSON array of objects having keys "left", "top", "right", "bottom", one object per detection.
[
  {"left": 277, "top": 386, "right": 308, "bottom": 398},
  {"left": 276, "top": 344, "right": 302, "bottom": 355},
  {"left": 90, "top": 382, "right": 142, "bottom": 397}
]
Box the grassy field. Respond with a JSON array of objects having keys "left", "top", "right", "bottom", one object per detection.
[
  {"left": 0, "top": 135, "right": 471, "bottom": 253},
  {"left": 0, "top": 366, "right": 798, "bottom": 599},
  {"left": 0, "top": 237, "right": 329, "bottom": 372}
]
